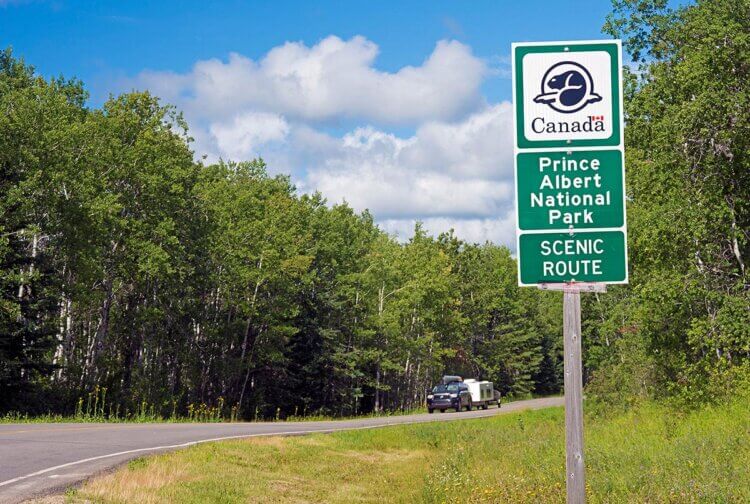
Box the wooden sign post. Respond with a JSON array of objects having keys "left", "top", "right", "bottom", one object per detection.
[
  {"left": 541, "top": 282, "right": 605, "bottom": 502},
  {"left": 564, "top": 289, "right": 585, "bottom": 502}
]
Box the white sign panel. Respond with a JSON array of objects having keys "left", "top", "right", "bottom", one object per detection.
[{"left": 521, "top": 50, "right": 613, "bottom": 142}]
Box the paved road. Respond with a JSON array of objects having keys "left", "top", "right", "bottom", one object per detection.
[{"left": 0, "top": 396, "right": 562, "bottom": 503}]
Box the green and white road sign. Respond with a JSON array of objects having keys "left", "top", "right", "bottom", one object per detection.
[
  {"left": 516, "top": 150, "right": 624, "bottom": 230},
  {"left": 512, "top": 40, "right": 628, "bottom": 286},
  {"left": 518, "top": 230, "right": 627, "bottom": 285},
  {"left": 513, "top": 40, "right": 622, "bottom": 149}
]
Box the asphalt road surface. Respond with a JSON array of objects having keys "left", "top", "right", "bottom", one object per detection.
[{"left": 0, "top": 396, "right": 563, "bottom": 503}]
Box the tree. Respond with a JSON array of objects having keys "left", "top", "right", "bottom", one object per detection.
[
  {"left": 588, "top": 0, "right": 750, "bottom": 403},
  {"left": 0, "top": 47, "right": 563, "bottom": 419},
  {"left": 0, "top": 49, "right": 87, "bottom": 410}
]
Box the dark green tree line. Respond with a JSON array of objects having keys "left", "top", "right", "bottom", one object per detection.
[{"left": 0, "top": 49, "right": 561, "bottom": 418}]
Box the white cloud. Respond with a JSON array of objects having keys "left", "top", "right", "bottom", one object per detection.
[
  {"left": 127, "top": 35, "right": 517, "bottom": 246},
  {"left": 400, "top": 102, "right": 514, "bottom": 178},
  {"left": 295, "top": 104, "right": 515, "bottom": 217},
  {"left": 307, "top": 164, "right": 511, "bottom": 219},
  {"left": 290, "top": 103, "right": 518, "bottom": 246},
  {"left": 209, "top": 112, "right": 289, "bottom": 160},
  {"left": 296, "top": 118, "right": 519, "bottom": 246},
  {"left": 136, "top": 35, "right": 485, "bottom": 125}
]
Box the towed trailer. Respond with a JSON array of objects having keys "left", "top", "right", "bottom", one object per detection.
[{"left": 463, "top": 379, "right": 501, "bottom": 410}]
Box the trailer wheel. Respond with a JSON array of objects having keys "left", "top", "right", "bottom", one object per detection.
[{"left": 482, "top": 404, "right": 488, "bottom": 410}]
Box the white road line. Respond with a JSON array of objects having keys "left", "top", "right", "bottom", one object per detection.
[
  {"left": 48, "top": 474, "right": 88, "bottom": 479},
  {"left": 0, "top": 401, "right": 551, "bottom": 491}
]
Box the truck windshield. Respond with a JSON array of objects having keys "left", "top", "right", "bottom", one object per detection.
[{"left": 432, "top": 384, "right": 459, "bottom": 393}]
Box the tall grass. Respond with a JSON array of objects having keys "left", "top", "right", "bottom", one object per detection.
[
  {"left": 1, "top": 387, "right": 239, "bottom": 424},
  {"left": 73, "top": 398, "right": 750, "bottom": 503}
]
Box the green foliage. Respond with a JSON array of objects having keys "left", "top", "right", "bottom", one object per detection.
[
  {"left": 0, "top": 48, "right": 87, "bottom": 409},
  {"left": 585, "top": 0, "right": 750, "bottom": 405},
  {"left": 585, "top": 332, "right": 658, "bottom": 413},
  {"left": 0, "top": 47, "right": 562, "bottom": 419}
]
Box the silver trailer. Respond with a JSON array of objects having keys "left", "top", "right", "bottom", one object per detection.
[{"left": 463, "top": 379, "right": 501, "bottom": 409}]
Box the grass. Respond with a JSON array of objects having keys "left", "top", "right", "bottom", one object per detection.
[
  {"left": 1, "top": 388, "right": 235, "bottom": 424},
  {"left": 66, "top": 398, "right": 750, "bottom": 503},
  {"left": 0, "top": 404, "right": 431, "bottom": 424}
]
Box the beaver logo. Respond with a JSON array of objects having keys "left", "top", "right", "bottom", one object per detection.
[{"left": 533, "top": 61, "right": 602, "bottom": 114}]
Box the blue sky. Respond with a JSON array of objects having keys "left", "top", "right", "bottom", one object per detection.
[
  {"left": 1, "top": 0, "right": 622, "bottom": 246},
  {"left": 2, "top": 0, "right": 615, "bottom": 103}
]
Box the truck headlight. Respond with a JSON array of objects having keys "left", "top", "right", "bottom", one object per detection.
[
  {"left": 427, "top": 395, "right": 433, "bottom": 399},
  {"left": 450, "top": 393, "right": 458, "bottom": 398}
]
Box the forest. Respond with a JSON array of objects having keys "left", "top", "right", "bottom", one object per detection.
[
  {"left": 0, "top": 56, "right": 562, "bottom": 418},
  {"left": 1, "top": 0, "right": 748, "bottom": 420}
]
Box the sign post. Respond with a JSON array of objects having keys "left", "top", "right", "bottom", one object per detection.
[
  {"left": 512, "top": 40, "right": 627, "bottom": 503},
  {"left": 563, "top": 287, "right": 585, "bottom": 501}
]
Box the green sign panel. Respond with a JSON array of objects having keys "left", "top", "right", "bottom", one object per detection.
[
  {"left": 512, "top": 40, "right": 628, "bottom": 286},
  {"left": 518, "top": 231, "right": 627, "bottom": 285},
  {"left": 516, "top": 150, "right": 624, "bottom": 230}
]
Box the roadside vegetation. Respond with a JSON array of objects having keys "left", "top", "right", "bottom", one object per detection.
[
  {"left": 68, "top": 398, "right": 750, "bottom": 503},
  {"left": 2, "top": 0, "right": 749, "bottom": 501},
  {"left": 0, "top": 389, "right": 431, "bottom": 424},
  {"left": 0, "top": 55, "right": 561, "bottom": 422},
  {"left": 2, "top": 0, "right": 748, "bottom": 423}
]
